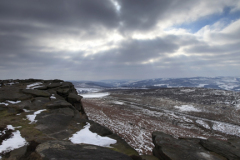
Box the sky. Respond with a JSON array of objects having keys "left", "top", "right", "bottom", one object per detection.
[{"left": 0, "top": 0, "right": 240, "bottom": 81}]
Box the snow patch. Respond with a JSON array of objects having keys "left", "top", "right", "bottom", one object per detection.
[
  {"left": 69, "top": 123, "right": 116, "bottom": 147},
  {"left": 154, "top": 84, "right": 168, "bottom": 87},
  {"left": 7, "top": 100, "right": 21, "bottom": 104},
  {"left": 212, "top": 122, "right": 240, "bottom": 136},
  {"left": 0, "top": 102, "right": 8, "bottom": 106},
  {"left": 196, "top": 120, "right": 211, "bottom": 129},
  {"left": 198, "top": 84, "right": 208, "bottom": 87},
  {"left": 80, "top": 92, "right": 109, "bottom": 98},
  {"left": 26, "top": 82, "right": 43, "bottom": 89},
  {"left": 50, "top": 94, "right": 56, "bottom": 99},
  {"left": 0, "top": 125, "right": 27, "bottom": 156},
  {"left": 174, "top": 105, "right": 201, "bottom": 112},
  {"left": 26, "top": 109, "right": 46, "bottom": 123},
  {"left": 23, "top": 109, "right": 31, "bottom": 112},
  {"left": 181, "top": 89, "right": 195, "bottom": 92},
  {"left": 113, "top": 101, "right": 124, "bottom": 105},
  {"left": 76, "top": 88, "right": 101, "bottom": 93}
]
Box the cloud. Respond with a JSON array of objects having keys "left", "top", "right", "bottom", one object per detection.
[{"left": 0, "top": 0, "right": 240, "bottom": 80}]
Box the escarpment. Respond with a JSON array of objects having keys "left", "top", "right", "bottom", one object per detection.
[{"left": 0, "top": 79, "right": 139, "bottom": 160}]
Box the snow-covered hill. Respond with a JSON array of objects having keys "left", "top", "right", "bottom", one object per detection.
[{"left": 122, "top": 77, "right": 240, "bottom": 92}]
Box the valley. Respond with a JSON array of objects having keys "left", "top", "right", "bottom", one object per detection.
[{"left": 80, "top": 88, "right": 240, "bottom": 155}]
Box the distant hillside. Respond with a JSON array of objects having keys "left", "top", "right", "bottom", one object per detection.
[
  {"left": 121, "top": 77, "right": 240, "bottom": 92},
  {"left": 71, "top": 77, "right": 240, "bottom": 92}
]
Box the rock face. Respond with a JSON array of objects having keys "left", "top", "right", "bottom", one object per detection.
[
  {"left": 0, "top": 79, "right": 138, "bottom": 160},
  {"left": 152, "top": 131, "right": 240, "bottom": 160}
]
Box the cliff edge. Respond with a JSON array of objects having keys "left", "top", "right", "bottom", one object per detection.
[{"left": 0, "top": 79, "right": 138, "bottom": 160}]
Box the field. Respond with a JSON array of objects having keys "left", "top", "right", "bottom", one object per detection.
[{"left": 81, "top": 88, "right": 240, "bottom": 155}]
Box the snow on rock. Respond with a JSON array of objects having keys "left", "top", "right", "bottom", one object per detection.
[
  {"left": 7, "top": 100, "right": 21, "bottom": 104},
  {"left": 0, "top": 125, "right": 27, "bottom": 157},
  {"left": 80, "top": 92, "right": 109, "bottom": 98},
  {"left": 26, "top": 109, "right": 46, "bottom": 123},
  {"left": 50, "top": 94, "right": 56, "bottom": 99},
  {"left": 23, "top": 109, "right": 31, "bottom": 112},
  {"left": 26, "top": 82, "right": 43, "bottom": 89},
  {"left": 112, "top": 101, "right": 124, "bottom": 105},
  {"left": 69, "top": 123, "right": 116, "bottom": 147},
  {"left": 212, "top": 122, "right": 240, "bottom": 136},
  {"left": 196, "top": 120, "right": 211, "bottom": 129},
  {"left": 0, "top": 100, "right": 21, "bottom": 106},
  {"left": 174, "top": 105, "right": 201, "bottom": 112},
  {"left": 0, "top": 102, "right": 8, "bottom": 106}
]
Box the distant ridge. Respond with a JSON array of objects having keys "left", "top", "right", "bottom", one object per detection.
[{"left": 72, "top": 77, "right": 240, "bottom": 92}]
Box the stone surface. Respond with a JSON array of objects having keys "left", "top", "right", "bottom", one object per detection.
[
  {"left": 47, "top": 83, "right": 62, "bottom": 89},
  {"left": 22, "top": 89, "right": 51, "bottom": 97},
  {"left": 0, "top": 87, "right": 31, "bottom": 101},
  {"left": 108, "top": 134, "right": 139, "bottom": 156},
  {"left": 46, "top": 100, "right": 72, "bottom": 109},
  {"left": 89, "top": 122, "right": 113, "bottom": 136},
  {"left": 36, "top": 141, "right": 133, "bottom": 160},
  {"left": 152, "top": 131, "right": 226, "bottom": 160},
  {"left": 140, "top": 155, "right": 159, "bottom": 160},
  {"left": 200, "top": 138, "right": 240, "bottom": 160}
]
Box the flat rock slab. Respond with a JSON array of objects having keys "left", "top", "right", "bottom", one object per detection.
[
  {"left": 35, "top": 108, "right": 76, "bottom": 139},
  {"left": 36, "top": 141, "right": 133, "bottom": 160},
  {"left": 22, "top": 89, "right": 51, "bottom": 97}
]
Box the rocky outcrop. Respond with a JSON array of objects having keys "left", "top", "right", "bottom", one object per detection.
[
  {"left": 152, "top": 131, "right": 240, "bottom": 160},
  {"left": 0, "top": 79, "right": 139, "bottom": 160}
]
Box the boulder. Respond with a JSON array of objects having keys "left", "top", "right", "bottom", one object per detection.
[
  {"left": 67, "top": 93, "right": 82, "bottom": 104},
  {"left": 0, "top": 87, "right": 31, "bottom": 101},
  {"left": 22, "top": 89, "right": 51, "bottom": 97},
  {"left": 200, "top": 137, "right": 240, "bottom": 160},
  {"left": 108, "top": 133, "right": 139, "bottom": 156},
  {"left": 36, "top": 141, "right": 133, "bottom": 160},
  {"left": 35, "top": 85, "right": 48, "bottom": 90},
  {"left": 30, "top": 97, "right": 51, "bottom": 110},
  {"left": 35, "top": 108, "right": 80, "bottom": 140},
  {"left": 57, "top": 88, "right": 70, "bottom": 97},
  {"left": 46, "top": 100, "right": 73, "bottom": 109},
  {"left": 89, "top": 122, "right": 113, "bottom": 136},
  {"left": 67, "top": 93, "right": 85, "bottom": 112},
  {"left": 47, "top": 83, "right": 62, "bottom": 89},
  {"left": 140, "top": 155, "right": 159, "bottom": 160},
  {"left": 152, "top": 131, "right": 226, "bottom": 160}
]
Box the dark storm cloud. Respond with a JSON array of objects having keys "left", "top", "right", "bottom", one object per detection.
[
  {"left": 0, "top": 0, "right": 118, "bottom": 28},
  {"left": 117, "top": 0, "right": 194, "bottom": 31},
  {"left": 105, "top": 38, "right": 179, "bottom": 63}
]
